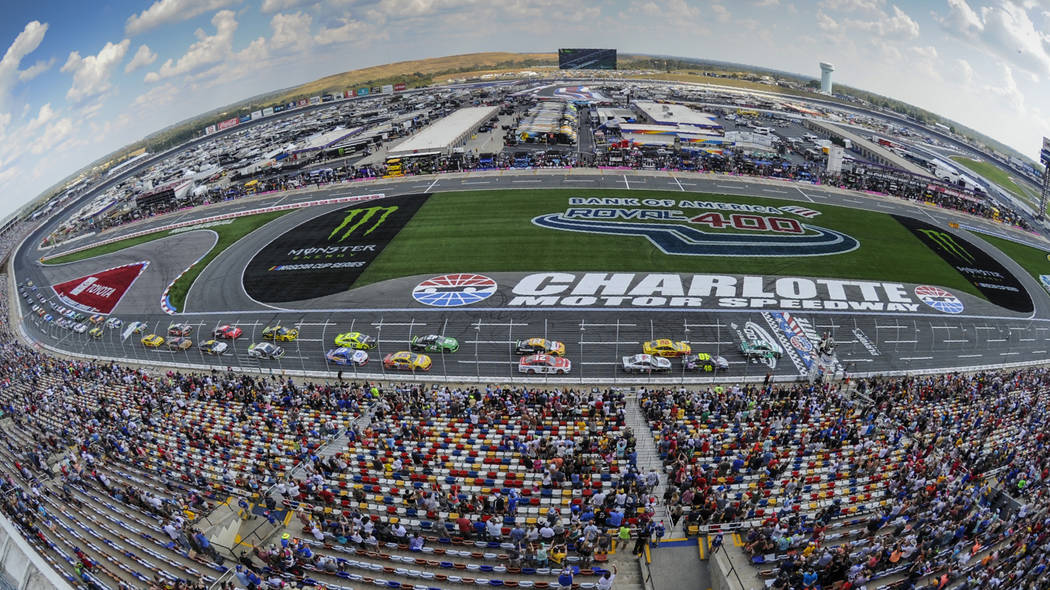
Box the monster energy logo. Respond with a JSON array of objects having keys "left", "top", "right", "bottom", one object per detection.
[
  {"left": 329, "top": 206, "right": 398, "bottom": 241},
  {"left": 918, "top": 229, "right": 974, "bottom": 263}
]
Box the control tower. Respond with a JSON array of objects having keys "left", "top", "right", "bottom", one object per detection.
[{"left": 819, "top": 62, "right": 835, "bottom": 94}]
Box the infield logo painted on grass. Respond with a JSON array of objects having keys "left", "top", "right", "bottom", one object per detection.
[
  {"left": 52, "top": 261, "right": 148, "bottom": 314},
  {"left": 243, "top": 194, "right": 429, "bottom": 303},
  {"left": 532, "top": 198, "right": 859, "bottom": 257}
]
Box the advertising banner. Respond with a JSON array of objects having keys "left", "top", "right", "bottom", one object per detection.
[
  {"left": 52, "top": 262, "right": 149, "bottom": 314},
  {"left": 892, "top": 215, "right": 1032, "bottom": 313},
  {"left": 394, "top": 83, "right": 407, "bottom": 92},
  {"left": 262, "top": 107, "right": 274, "bottom": 116},
  {"left": 382, "top": 85, "right": 394, "bottom": 94},
  {"left": 243, "top": 194, "right": 430, "bottom": 303},
  {"left": 217, "top": 117, "right": 239, "bottom": 130},
  {"left": 251, "top": 110, "right": 263, "bottom": 120},
  {"left": 298, "top": 98, "right": 309, "bottom": 107},
  {"left": 357, "top": 87, "right": 370, "bottom": 96},
  {"left": 204, "top": 125, "right": 217, "bottom": 135},
  {"left": 1042, "top": 137, "right": 1050, "bottom": 166},
  {"left": 238, "top": 114, "right": 251, "bottom": 123}
]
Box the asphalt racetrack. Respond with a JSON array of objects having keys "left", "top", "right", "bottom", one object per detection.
[{"left": 15, "top": 170, "right": 1050, "bottom": 383}]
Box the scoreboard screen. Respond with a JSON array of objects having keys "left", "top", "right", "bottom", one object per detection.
[{"left": 558, "top": 48, "right": 616, "bottom": 70}]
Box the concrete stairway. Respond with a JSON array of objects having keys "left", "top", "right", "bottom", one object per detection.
[{"left": 624, "top": 394, "right": 673, "bottom": 534}]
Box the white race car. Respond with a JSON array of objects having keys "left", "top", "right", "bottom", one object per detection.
[
  {"left": 248, "top": 342, "right": 285, "bottom": 360},
  {"left": 621, "top": 354, "right": 672, "bottom": 373}
]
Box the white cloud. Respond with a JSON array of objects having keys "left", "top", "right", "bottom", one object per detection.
[
  {"left": 941, "top": 0, "right": 984, "bottom": 34},
  {"left": 366, "top": 0, "right": 492, "bottom": 19},
  {"left": 61, "top": 40, "right": 131, "bottom": 102},
  {"left": 18, "top": 58, "right": 55, "bottom": 82},
  {"left": 316, "top": 18, "right": 370, "bottom": 45},
  {"left": 28, "top": 117, "right": 74, "bottom": 155},
  {"left": 0, "top": 21, "right": 49, "bottom": 105},
  {"left": 984, "top": 63, "right": 1026, "bottom": 113},
  {"left": 820, "top": 0, "right": 885, "bottom": 12},
  {"left": 939, "top": 0, "right": 1050, "bottom": 75},
  {"left": 955, "top": 58, "right": 976, "bottom": 85},
  {"left": 270, "top": 12, "right": 314, "bottom": 52},
  {"left": 261, "top": 0, "right": 313, "bottom": 12},
  {"left": 125, "top": 44, "right": 158, "bottom": 73},
  {"left": 132, "top": 82, "right": 178, "bottom": 109},
  {"left": 817, "top": 11, "right": 841, "bottom": 33},
  {"left": 844, "top": 5, "right": 919, "bottom": 40},
  {"left": 144, "top": 10, "right": 238, "bottom": 83},
  {"left": 125, "top": 0, "right": 240, "bottom": 36}
]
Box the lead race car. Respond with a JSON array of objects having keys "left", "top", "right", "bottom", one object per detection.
[{"left": 740, "top": 339, "right": 783, "bottom": 361}]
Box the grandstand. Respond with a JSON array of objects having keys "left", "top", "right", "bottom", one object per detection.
[{"left": 2, "top": 163, "right": 1049, "bottom": 590}]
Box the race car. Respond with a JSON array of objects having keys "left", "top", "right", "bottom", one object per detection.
[
  {"left": 127, "top": 321, "right": 148, "bottom": 334},
  {"left": 518, "top": 354, "right": 572, "bottom": 375},
  {"left": 167, "top": 337, "right": 193, "bottom": 351},
  {"left": 334, "top": 331, "right": 375, "bottom": 350},
  {"left": 410, "top": 334, "right": 459, "bottom": 353},
  {"left": 105, "top": 317, "right": 123, "bottom": 329},
  {"left": 514, "top": 338, "right": 565, "bottom": 356},
  {"left": 88, "top": 314, "right": 105, "bottom": 325},
  {"left": 199, "top": 340, "right": 228, "bottom": 355},
  {"left": 72, "top": 323, "right": 88, "bottom": 334},
  {"left": 42, "top": 314, "right": 54, "bottom": 323},
  {"left": 383, "top": 351, "right": 432, "bottom": 372},
  {"left": 682, "top": 353, "right": 729, "bottom": 373},
  {"left": 141, "top": 334, "right": 165, "bottom": 348},
  {"left": 642, "top": 339, "right": 691, "bottom": 358},
  {"left": 262, "top": 325, "right": 298, "bottom": 342},
  {"left": 621, "top": 354, "right": 672, "bottom": 373},
  {"left": 740, "top": 339, "right": 783, "bottom": 361},
  {"left": 168, "top": 323, "right": 193, "bottom": 337},
  {"left": 248, "top": 342, "right": 285, "bottom": 360},
  {"left": 213, "top": 325, "right": 243, "bottom": 339},
  {"left": 88, "top": 327, "right": 104, "bottom": 339},
  {"left": 325, "top": 347, "right": 368, "bottom": 366}
]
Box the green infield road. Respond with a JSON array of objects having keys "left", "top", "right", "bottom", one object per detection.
[{"left": 355, "top": 189, "right": 986, "bottom": 298}]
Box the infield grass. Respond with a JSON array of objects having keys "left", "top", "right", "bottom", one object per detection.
[
  {"left": 355, "top": 189, "right": 985, "bottom": 298},
  {"left": 977, "top": 233, "right": 1050, "bottom": 283},
  {"left": 950, "top": 156, "right": 1039, "bottom": 209},
  {"left": 42, "top": 209, "right": 291, "bottom": 312},
  {"left": 43, "top": 210, "right": 291, "bottom": 266}
]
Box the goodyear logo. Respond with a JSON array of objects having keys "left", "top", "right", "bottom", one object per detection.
[
  {"left": 329, "top": 205, "right": 398, "bottom": 241},
  {"left": 917, "top": 229, "right": 974, "bottom": 263}
]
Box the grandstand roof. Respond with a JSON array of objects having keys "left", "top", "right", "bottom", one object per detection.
[
  {"left": 293, "top": 126, "right": 367, "bottom": 154},
  {"left": 388, "top": 106, "right": 498, "bottom": 158},
  {"left": 805, "top": 120, "right": 931, "bottom": 177},
  {"left": 632, "top": 100, "right": 721, "bottom": 129}
]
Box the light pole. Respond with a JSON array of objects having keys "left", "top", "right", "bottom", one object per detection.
[
  {"left": 579, "top": 325, "right": 585, "bottom": 382},
  {"left": 474, "top": 325, "right": 481, "bottom": 379}
]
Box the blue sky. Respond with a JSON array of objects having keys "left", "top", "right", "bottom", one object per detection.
[{"left": 1, "top": 0, "right": 1049, "bottom": 221}]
